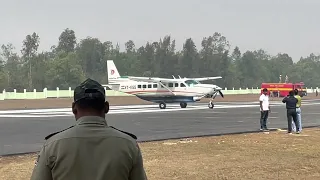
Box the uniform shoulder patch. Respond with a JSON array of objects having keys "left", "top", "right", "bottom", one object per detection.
[
  {"left": 45, "top": 125, "right": 75, "bottom": 140},
  {"left": 110, "top": 126, "right": 137, "bottom": 140}
]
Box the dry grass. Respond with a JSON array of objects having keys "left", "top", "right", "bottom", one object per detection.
[{"left": 2, "top": 128, "right": 320, "bottom": 180}]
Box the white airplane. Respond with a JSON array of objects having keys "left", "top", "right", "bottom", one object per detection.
[{"left": 104, "top": 60, "right": 224, "bottom": 109}]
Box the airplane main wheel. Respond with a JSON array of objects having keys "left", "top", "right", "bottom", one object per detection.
[
  {"left": 159, "top": 102, "right": 166, "bottom": 109},
  {"left": 208, "top": 102, "right": 214, "bottom": 109},
  {"left": 180, "top": 102, "right": 187, "bottom": 108}
]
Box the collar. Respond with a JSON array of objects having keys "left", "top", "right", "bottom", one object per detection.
[{"left": 76, "top": 116, "right": 108, "bottom": 126}]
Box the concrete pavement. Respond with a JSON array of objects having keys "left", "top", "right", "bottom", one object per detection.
[{"left": 1, "top": 100, "right": 320, "bottom": 156}]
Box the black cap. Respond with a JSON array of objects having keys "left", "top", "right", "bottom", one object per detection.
[{"left": 73, "top": 78, "right": 105, "bottom": 103}]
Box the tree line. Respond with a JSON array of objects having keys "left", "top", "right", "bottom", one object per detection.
[{"left": 0, "top": 28, "right": 319, "bottom": 92}]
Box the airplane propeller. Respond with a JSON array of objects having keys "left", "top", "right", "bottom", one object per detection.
[{"left": 218, "top": 90, "right": 224, "bottom": 98}]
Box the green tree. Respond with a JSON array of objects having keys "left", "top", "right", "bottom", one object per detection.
[
  {"left": 76, "top": 37, "right": 105, "bottom": 82},
  {"left": 179, "top": 38, "right": 199, "bottom": 77},
  {"left": 21, "top": 32, "right": 40, "bottom": 90},
  {"left": 1, "top": 44, "right": 23, "bottom": 90},
  {"left": 46, "top": 52, "right": 85, "bottom": 89},
  {"left": 1, "top": 31, "right": 320, "bottom": 91},
  {"left": 57, "top": 28, "right": 77, "bottom": 53}
]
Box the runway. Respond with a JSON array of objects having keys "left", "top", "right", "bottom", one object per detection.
[{"left": 1, "top": 100, "right": 320, "bottom": 156}]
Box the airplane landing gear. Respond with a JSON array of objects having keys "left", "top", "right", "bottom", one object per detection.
[
  {"left": 158, "top": 102, "right": 187, "bottom": 109},
  {"left": 208, "top": 101, "right": 214, "bottom": 109},
  {"left": 180, "top": 102, "right": 187, "bottom": 108},
  {"left": 159, "top": 102, "right": 166, "bottom": 109}
]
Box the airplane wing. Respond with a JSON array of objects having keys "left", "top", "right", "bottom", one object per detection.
[
  {"left": 189, "top": 76, "right": 222, "bottom": 81},
  {"left": 128, "top": 76, "right": 222, "bottom": 82},
  {"left": 127, "top": 76, "right": 182, "bottom": 83}
]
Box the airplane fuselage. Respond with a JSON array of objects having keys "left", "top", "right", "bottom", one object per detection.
[{"left": 107, "top": 79, "right": 219, "bottom": 103}]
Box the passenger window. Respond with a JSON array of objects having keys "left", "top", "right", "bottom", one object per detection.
[
  {"left": 169, "top": 83, "right": 173, "bottom": 87},
  {"left": 148, "top": 84, "right": 152, "bottom": 88},
  {"left": 175, "top": 83, "right": 179, "bottom": 87},
  {"left": 138, "top": 85, "right": 141, "bottom": 88},
  {"left": 143, "top": 85, "right": 146, "bottom": 88},
  {"left": 153, "top": 84, "right": 157, "bottom": 88}
]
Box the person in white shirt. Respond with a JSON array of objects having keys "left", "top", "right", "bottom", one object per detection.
[{"left": 259, "top": 88, "right": 270, "bottom": 131}]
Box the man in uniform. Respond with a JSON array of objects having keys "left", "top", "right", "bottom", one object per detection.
[
  {"left": 282, "top": 90, "right": 299, "bottom": 134},
  {"left": 30, "top": 78, "right": 147, "bottom": 180},
  {"left": 259, "top": 88, "right": 270, "bottom": 131}
]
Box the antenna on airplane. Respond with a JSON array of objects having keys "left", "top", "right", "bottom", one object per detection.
[{"left": 178, "top": 75, "right": 181, "bottom": 79}]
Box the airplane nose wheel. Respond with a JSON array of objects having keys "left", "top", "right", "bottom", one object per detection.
[{"left": 208, "top": 101, "right": 214, "bottom": 109}]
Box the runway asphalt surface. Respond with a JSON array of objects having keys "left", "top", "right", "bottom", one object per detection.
[{"left": 1, "top": 99, "right": 320, "bottom": 156}]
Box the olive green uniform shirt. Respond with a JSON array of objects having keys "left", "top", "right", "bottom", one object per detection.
[{"left": 30, "top": 116, "right": 147, "bottom": 180}]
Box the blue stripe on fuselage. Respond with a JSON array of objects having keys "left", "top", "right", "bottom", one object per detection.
[{"left": 136, "top": 95, "right": 196, "bottom": 103}]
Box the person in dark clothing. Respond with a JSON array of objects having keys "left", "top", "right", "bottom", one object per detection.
[{"left": 282, "top": 90, "right": 299, "bottom": 134}]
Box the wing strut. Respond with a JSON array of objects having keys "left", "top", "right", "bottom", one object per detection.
[{"left": 159, "top": 81, "right": 176, "bottom": 95}]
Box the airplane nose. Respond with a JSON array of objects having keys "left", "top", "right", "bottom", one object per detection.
[
  {"left": 211, "top": 86, "right": 224, "bottom": 98},
  {"left": 215, "top": 86, "right": 222, "bottom": 91},
  {"left": 210, "top": 86, "right": 222, "bottom": 92}
]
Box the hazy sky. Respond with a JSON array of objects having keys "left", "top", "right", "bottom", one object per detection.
[{"left": 1, "top": 0, "right": 319, "bottom": 61}]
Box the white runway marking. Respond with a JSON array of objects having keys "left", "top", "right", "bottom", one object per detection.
[{"left": 0, "top": 101, "right": 319, "bottom": 118}]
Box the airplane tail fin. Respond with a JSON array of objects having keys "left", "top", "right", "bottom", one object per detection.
[{"left": 107, "top": 60, "right": 121, "bottom": 82}]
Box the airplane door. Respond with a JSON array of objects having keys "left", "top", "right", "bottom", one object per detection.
[{"left": 180, "top": 83, "right": 187, "bottom": 90}]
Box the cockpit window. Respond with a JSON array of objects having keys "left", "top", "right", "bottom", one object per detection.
[{"left": 184, "top": 80, "right": 199, "bottom": 87}]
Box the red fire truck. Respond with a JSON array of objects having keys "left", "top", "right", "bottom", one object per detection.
[{"left": 261, "top": 82, "right": 307, "bottom": 97}]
